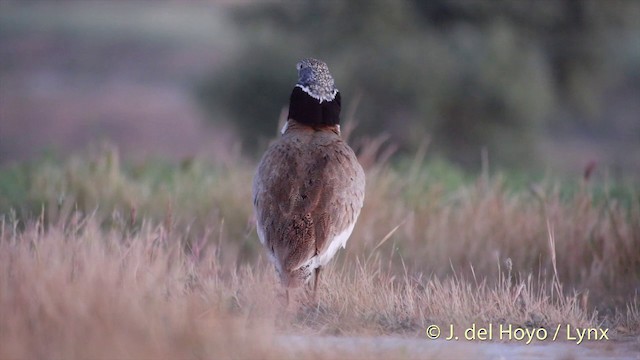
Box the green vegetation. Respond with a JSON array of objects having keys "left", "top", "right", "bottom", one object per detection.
[
  {"left": 1, "top": 1, "right": 638, "bottom": 356},
  {"left": 1, "top": 146, "right": 639, "bottom": 358},
  {"left": 198, "top": 0, "right": 640, "bottom": 171},
  {"left": 1, "top": 145, "right": 638, "bottom": 302}
]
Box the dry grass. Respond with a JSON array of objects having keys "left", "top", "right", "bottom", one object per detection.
[
  {"left": 0, "top": 216, "right": 279, "bottom": 359},
  {"left": 0, "top": 144, "right": 638, "bottom": 358},
  {"left": 0, "top": 214, "right": 619, "bottom": 359}
]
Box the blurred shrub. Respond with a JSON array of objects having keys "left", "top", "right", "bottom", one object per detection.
[{"left": 197, "top": 0, "right": 639, "bottom": 169}]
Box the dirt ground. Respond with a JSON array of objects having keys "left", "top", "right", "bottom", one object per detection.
[{"left": 279, "top": 334, "right": 640, "bottom": 360}]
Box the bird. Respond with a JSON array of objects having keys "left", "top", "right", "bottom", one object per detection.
[{"left": 252, "top": 58, "right": 365, "bottom": 303}]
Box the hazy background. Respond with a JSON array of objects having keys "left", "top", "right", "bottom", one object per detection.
[{"left": 1, "top": 0, "right": 639, "bottom": 180}]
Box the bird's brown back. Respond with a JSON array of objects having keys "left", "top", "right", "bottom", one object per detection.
[{"left": 253, "top": 123, "right": 365, "bottom": 278}]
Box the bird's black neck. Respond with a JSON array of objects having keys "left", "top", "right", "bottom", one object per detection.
[{"left": 287, "top": 86, "right": 341, "bottom": 128}]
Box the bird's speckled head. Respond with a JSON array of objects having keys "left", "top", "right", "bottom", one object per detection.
[{"left": 296, "top": 58, "right": 338, "bottom": 103}]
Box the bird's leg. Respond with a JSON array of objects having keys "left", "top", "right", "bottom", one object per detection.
[{"left": 313, "top": 267, "right": 321, "bottom": 300}]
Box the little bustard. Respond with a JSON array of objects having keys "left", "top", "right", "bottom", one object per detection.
[{"left": 252, "top": 58, "right": 365, "bottom": 302}]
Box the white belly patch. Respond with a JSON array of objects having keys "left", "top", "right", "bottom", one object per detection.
[{"left": 310, "top": 221, "right": 356, "bottom": 269}]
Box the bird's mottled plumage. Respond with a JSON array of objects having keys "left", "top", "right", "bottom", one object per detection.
[
  {"left": 295, "top": 58, "right": 338, "bottom": 103},
  {"left": 253, "top": 58, "right": 365, "bottom": 294},
  {"left": 287, "top": 58, "right": 342, "bottom": 131}
]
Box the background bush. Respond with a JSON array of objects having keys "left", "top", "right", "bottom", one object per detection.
[{"left": 198, "top": 0, "right": 640, "bottom": 170}]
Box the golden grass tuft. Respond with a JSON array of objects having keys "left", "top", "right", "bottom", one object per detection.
[
  {"left": 0, "top": 144, "right": 638, "bottom": 357},
  {"left": 0, "top": 217, "right": 280, "bottom": 359}
]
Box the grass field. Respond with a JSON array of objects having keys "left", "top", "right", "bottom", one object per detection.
[{"left": 0, "top": 143, "right": 638, "bottom": 358}]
